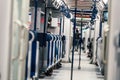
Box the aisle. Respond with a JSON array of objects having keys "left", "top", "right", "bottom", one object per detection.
[{"left": 40, "top": 51, "right": 104, "bottom": 80}]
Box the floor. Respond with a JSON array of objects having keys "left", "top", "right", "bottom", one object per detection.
[{"left": 40, "top": 51, "right": 104, "bottom": 80}]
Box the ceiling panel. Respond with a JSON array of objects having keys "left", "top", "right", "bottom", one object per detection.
[
  {"left": 65, "top": 0, "right": 94, "bottom": 24},
  {"left": 66, "top": 0, "right": 93, "bottom": 10}
]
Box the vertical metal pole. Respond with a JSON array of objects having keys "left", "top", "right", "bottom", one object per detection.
[
  {"left": 78, "top": 10, "right": 83, "bottom": 69},
  {"left": 99, "top": 18, "right": 102, "bottom": 37},
  {"left": 59, "top": 17, "right": 62, "bottom": 35},
  {"left": 34, "top": 0, "right": 38, "bottom": 31},
  {"left": 63, "top": 16, "right": 65, "bottom": 33},
  {"left": 70, "top": 0, "right": 77, "bottom": 80},
  {"left": 89, "top": 24, "right": 92, "bottom": 39},
  {"left": 44, "top": 0, "right": 47, "bottom": 33},
  {"left": 41, "top": 0, "right": 48, "bottom": 73}
]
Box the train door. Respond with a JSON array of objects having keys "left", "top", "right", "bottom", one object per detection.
[
  {"left": 106, "top": 0, "right": 120, "bottom": 80},
  {"left": 102, "top": 24, "right": 109, "bottom": 77},
  {"left": 0, "top": 0, "right": 30, "bottom": 80},
  {"left": 10, "top": 0, "right": 30, "bottom": 80}
]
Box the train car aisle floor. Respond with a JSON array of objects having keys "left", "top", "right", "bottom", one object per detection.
[{"left": 40, "top": 51, "right": 104, "bottom": 80}]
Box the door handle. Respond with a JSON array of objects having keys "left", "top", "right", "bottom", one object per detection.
[
  {"left": 12, "top": 20, "right": 22, "bottom": 61},
  {"left": 14, "top": 20, "right": 22, "bottom": 26},
  {"left": 19, "top": 24, "right": 29, "bottom": 61}
]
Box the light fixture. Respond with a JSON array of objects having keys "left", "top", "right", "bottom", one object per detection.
[{"left": 103, "top": 0, "right": 108, "bottom": 4}]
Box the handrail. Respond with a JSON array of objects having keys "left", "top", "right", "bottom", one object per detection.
[
  {"left": 19, "top": 25, "right": 29, "bottom": 61},
  {"left": 11, "top": 20, "right": 22, "bottom": 61},
  {"left": 27, "top": 31, "right": 35, "bottom": 80},
  {"left": 35, "top": 41, "right": 39, "bottom": 77}
]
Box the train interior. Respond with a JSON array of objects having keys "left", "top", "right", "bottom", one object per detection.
[{"left": 0, "top": 0, "right": 120, "bottom": 80}]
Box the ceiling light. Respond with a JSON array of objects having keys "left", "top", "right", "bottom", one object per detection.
[{"left": 103, "top": 0, "right": 108, "bottom": 4}]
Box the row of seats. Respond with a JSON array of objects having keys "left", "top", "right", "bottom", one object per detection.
[{"left": 25, "top": 31, "right": 65, "bottom": 79}]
